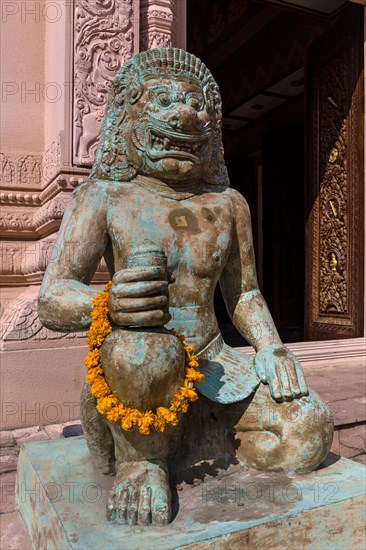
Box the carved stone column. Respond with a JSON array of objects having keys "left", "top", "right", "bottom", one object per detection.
[
  {"left": 140, "top": 0, "right": 177, "bottom": 50},
  {"left": 73, "top": 0, "right": 139, "bottom": 166}
]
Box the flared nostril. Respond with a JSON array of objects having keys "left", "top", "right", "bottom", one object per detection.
[
  {"left": 169, "top": 115, "right": 179, "bottom": 129},
  {"left": 168, "top": 107, "right": 200, "bottom": 132}
]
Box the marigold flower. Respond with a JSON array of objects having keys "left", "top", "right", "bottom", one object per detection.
[
  {"left": 138, "top": 411, "right": 156, "bottom": 435},
  {"left": 180, "top": 387, "right": 198, "bottom": 402},
  {"left": 172, "top": 399, "right": 189, "bottom": 413},
  {"left": 156, "top": 406, "right": 179, "bottom": 425},
  {"left": 166, "top": 409, "right": 179, "bottom": 425},
  {"left": 171, "top": 394, "right": 188, "bottom": 412},
  {"left": 153, "top": 416, "right": 166, "bottom": 432},
  {"left": 185, "top": 368, "right": 204, "bottom": 383},
  {"left": 96, "top": 396, "right": 119, "bottom": 415},
  {"left": 121, "top": 409, "right": 143, "bottom": 431},
  {"left": 106, "top": 404, "right": 125, "bottom": 422},
  {"left": 90, "top": 378, "right": 111, "bottom": 398},
  {"left": 86, "top": 367, "right": 104, "bottom": 384},
  {"left": 84, "top": 349, "right": 101, "bottom": 369},
  {"left": 156, "top": 407, "right": 173, "bottom": 422}
]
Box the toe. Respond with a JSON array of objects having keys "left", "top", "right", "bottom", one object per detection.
[
  {"left": 151, "top": 487, "right": 171, "bottom": 526},
  {"left": 116, "top": 488, "right": 128, "bottom": 524},
  {"left": 106, "top": 485, "right": 117, "bottom": 522},
  {"left": 151, "top": 499, "right": 171, "bottom": 525},
  {"left": 138, "top": 486, "right": 152, "bottom": 525},
  {"left": 106, "top": 501, "right": 116, "bottom": 522},
  {"left": 127, "top": 487, "right": 139, "bottom": 525}
]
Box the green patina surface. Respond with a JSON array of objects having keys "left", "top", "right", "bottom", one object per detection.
[{"left": 17, "top": 436, "right": 366, "bottom": 549}]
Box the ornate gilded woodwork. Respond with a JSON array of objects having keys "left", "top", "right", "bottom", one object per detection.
[{"left": 306, "top": 6, "right": 364, "bottom": 339}]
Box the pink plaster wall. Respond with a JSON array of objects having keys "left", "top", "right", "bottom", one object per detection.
[{"left": 1, "top": 2, "right": 45, "bottom": 153}]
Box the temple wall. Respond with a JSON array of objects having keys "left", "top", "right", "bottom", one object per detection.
[
  {"left": 43, "top": 0, "right": 71, "bottom": 154},
  {"left": 1, "top": 2, "right": 45, "bottom": 153}
]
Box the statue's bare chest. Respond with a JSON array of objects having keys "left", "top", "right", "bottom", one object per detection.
[{"left": 107, "top": 190, "right": 233, "bottom": 277}]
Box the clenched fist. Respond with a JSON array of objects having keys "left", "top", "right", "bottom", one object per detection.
[{"left": 108, "top": 266, "right": 171, "bottom": 328}]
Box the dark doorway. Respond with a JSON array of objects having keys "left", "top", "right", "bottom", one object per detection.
[
  {"left": 215, "top": 101, "right": 305, "bottom": 345},
  {"left": 187, "top": 0, "right": 357, "bottom": 344}
]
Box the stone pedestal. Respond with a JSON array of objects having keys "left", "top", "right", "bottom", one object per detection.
[{"left": 17, "top": 436, "right": 366, "bottom": 549}]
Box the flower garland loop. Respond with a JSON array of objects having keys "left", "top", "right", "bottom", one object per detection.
[{"left": 84, "top": 282, "right": 204, "bottom": 435}]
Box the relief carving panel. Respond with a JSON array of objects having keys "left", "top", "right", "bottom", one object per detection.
[
  {"left": 0, "top": 153, "right": 15, "bottom": 185},
  {"left": 318, "top": 52, "right": 348, "bottom": 316},
  {"left": 306, "top": 8, "right": 364, "bottom": 339},
  {"left": 73, "top": 0, "right": 136, "bottom": 166},
  {"left": 0, "top": 153, "right": 42, "bottom": 190},
  {"left": 0, "top": 194, "right": 70, "bottom": 237},
  {"left": 0, "top": 293, "right": 86, "bottom": 350},
  {"left": 42, "top": 133, "right": 62, "bottom": 185}
]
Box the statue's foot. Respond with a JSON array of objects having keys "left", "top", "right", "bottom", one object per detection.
[{"left": 106, "top": 460, "right": 171, "bottom": 526}]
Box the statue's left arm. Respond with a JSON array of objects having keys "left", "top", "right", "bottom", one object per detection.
[{"left": 219, "top": 189, "right": 308, "bottom": 401}]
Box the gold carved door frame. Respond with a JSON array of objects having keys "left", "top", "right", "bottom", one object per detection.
[{"left": 305, "top": 4, "right": 364, "bottom": 340}]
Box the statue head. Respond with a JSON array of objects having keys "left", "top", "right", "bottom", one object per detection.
[{"left": 90, "top": 48, "right": 229, "bottom": 186}]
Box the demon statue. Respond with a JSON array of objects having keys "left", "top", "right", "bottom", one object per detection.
[{"left": 38, "top": 48, "right": 333, "bottom": 527}]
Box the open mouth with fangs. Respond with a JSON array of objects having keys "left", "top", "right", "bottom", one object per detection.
[{"left": 146, "top": 125, "right": 210, "bottom": 161}]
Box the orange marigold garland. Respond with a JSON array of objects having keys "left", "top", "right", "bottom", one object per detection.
[{"left": 84, "top": 282, "right": 204, "bottom": 435}]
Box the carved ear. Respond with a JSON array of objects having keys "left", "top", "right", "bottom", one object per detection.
[
  {"left": 202, "top": 81, "right": 230, "bottom": 187},
  {"left": 96, "top": 128, "right": 137, "bottom": 182},
  {"left": 90, "top": 66, "right": 141, "bottom": 182}
]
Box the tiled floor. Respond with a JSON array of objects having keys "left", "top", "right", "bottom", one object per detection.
[{"left": 1, "top": 363, "right": 365, "bottom": 549}]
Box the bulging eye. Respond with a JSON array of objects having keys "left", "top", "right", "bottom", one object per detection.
[
  {"left": 186, "top": 93, "right": 204, "bottom": 111},
  {"left": 156, "top": 92, "right": 171, "bottom": 107}
]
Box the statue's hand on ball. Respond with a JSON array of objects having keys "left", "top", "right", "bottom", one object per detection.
[
  {"left": 254, "top": 343, "right": 308, "bottom": 402},
  {"left": 108, "top": 266, "right": 171, "bottom": 328}
]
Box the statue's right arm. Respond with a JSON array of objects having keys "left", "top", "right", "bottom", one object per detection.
[{"left": 38, "top": 182, "right": 109, "bottom": 332}]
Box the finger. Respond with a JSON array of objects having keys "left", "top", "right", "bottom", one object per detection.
[
  {"left": 106, "top": 488, "right": 117, "bottom": 522},
  {"left": 113, "top": 267, "right": 166, "bottom": 284},
  {"left": 285, "top": 360, "right": 302, "bottom": 397},
  {"left": 294, "top": 362, "right": 308, "bottom": 396},
  {"left": 114, "top": 295, "right": 169, "bottom": 313},
  {"left": 254, "top": 358, "right": 267, "bottom": 383},
  {"left": 127, "top": 487, "right": 139, "bottom": 525},
  {"left": 276, "top": 363, "right": 293, "bottom": 400},
  {"left": 111, "top": 310, "right": 171, "bottom": 327},
  {"left": 167, "top": 271, "right": 176, "bottom": 284},
  {"left": 111, "top": 280, "right": 168, "bottom": 298},
  {"left": 138, "top": 486, "right": 152, "bottom": 525},
  {"left": 268, "top": 364, "right": 282, "bottom": 401}
]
